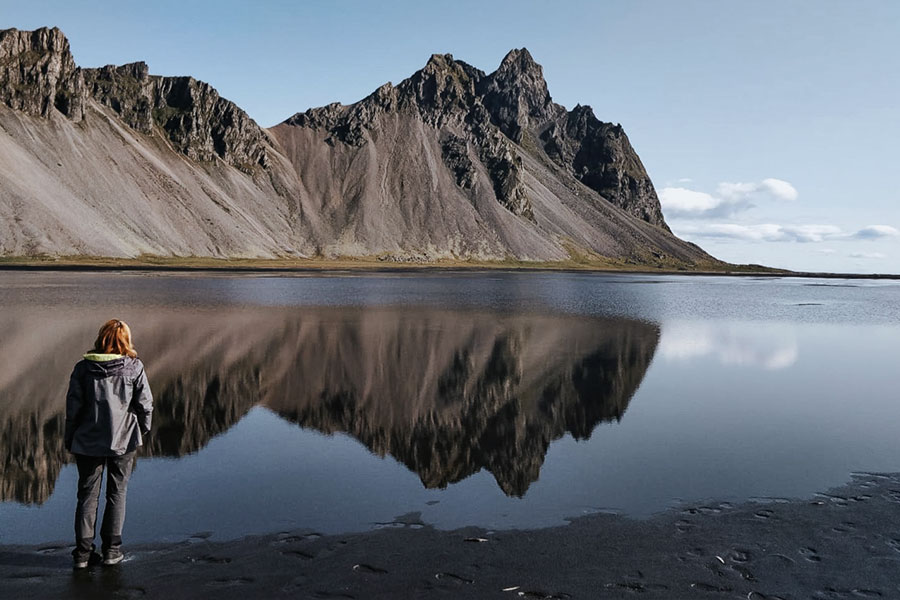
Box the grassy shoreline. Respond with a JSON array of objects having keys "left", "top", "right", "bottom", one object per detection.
[{"left": 0, "top": 254, "right": 897, "bottom": 279}]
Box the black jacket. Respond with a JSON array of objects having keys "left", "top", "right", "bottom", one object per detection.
[{"left": 65, "top": 354, "right": 153, "bottom": 456}]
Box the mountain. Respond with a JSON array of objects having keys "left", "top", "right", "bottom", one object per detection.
[
  {"left": 0, "top": 306, "right": 657, "bottom": 503},
  {"left": 0, "top": 27, "right": 716, "bottom": 266}
]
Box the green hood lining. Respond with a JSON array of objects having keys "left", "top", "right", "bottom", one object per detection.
[{"left": 83, "top": 353, "right": 124, "bottom": 362}]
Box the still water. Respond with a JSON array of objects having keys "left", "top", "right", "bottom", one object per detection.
[{"left": 1, "top": 271, "right": 898, "bottom": 543}]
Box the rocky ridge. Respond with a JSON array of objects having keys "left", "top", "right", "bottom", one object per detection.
[
  {"left": 84, "top": 62, "right": 271, "bottom": 170},
  {"left": 0, "top": 26, "right": 713, "bottom": 265},
  {"left": 0, "top": 28, "right": 271, "bottom": 171},
  {"left": 281, "top": 49, "right": 667, "bottom": 229}
]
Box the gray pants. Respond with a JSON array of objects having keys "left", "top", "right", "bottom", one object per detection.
[{"left": 73, "top": 452, "right": 135, "bottom": 559}]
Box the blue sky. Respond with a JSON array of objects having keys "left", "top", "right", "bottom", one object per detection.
[{"left": 3, "top": 0, "right": 898, "bottom": 273}]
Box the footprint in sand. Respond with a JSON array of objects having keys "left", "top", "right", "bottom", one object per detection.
[
  {"left": 282, "top": 549, "right": 315, "bottom": 560},
  {"left": 434, "top": 572, "right": 473, "bottom": 584},
  {"left": 815, "top": 493, "right": 850, "bottom": 507},
  {"left": 611, "top": 581, "right": 668, "bottom": 593},
  {"left": 183, "top": 555, "right": 231, "bottom": 564},
  {"left": 732, "top": 564, "right": 757, "bottom": 581},
  {"left": 754, "top": 509, "right": 775, "bottom": 520},
  {"left": 272, "top": 532, "right": 322, "bottom": 545},
  {"left": 675, "top": 519, "right": 694, "bottom": 533},
  {"left": 313, "top": 540, "right": 349, "bottom": 559},
  {"left": 729, "top": 549, "right": 751, "bottom": 563},
  {"left": 353, "top": 563, "right": 388, "bottom": 575},
  {"left": 814, "top": 587, "right": 883, "bottom": 598},
  {"left": 799, "top": 547, "right": 822, "bottom": 562},
  {"left": 832, "top": 521, "right": 858, "bottom": 534},
  {"left": 690, "top": 582, "right": 733, "bottom": 593},
  {"left": 760, "top": 553, "right": 795, "bottom": 565}
]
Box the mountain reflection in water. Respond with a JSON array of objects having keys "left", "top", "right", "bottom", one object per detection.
[{"left": 0, "top": 307, "right": 658, "bottom": 504}]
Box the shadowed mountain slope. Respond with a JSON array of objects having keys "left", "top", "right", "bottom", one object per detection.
[{"left": 0, "top": 27, "right": 715, "bottom": 266}]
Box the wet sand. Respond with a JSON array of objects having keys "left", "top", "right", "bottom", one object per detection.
[{"left": 2, "top": 473, "right": 899, "bottom": 599}]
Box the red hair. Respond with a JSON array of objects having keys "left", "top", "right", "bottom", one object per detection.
[{"left": 92, "top": 319, "right": 138, "bottom": 358}]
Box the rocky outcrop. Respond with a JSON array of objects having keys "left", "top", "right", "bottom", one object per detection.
[
  {"left": 541, "top": 104, "right": 669, "bottom": 229},
  {"left": 84, "top": 62, "right": 154, "bottom": 132},
  {"left": 0, "top": 27, "right": 271, "bottom": 171},
  {"left": 398, "top": 53, "right": 485, "bottom": 126},
  {"left": 84, "top": 62, "right": 271, "bottom": 170},
  {"left": 149, "top": 75, "right": 271, "bottom": 170},
  {"left": 0, "top": 27, "right": 84, "bottom": 121},
  {"left": 477, "top": 48, "right": 562, "bottom": 143}
]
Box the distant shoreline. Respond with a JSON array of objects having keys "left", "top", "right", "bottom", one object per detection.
[{"left": 0, "top": 257, "right": 897, "bottom": 279}]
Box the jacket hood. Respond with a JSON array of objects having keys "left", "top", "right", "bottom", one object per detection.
[
  {"left": 82, "top": 353, "right": 130, "bottom": 376},
  {"left": 83, "top": 353, "right": 124, "bottom": 361}
]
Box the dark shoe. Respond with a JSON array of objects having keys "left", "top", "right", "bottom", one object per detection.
[
  {"left": 103, "top": 548, "right": 124, "bottom": 566},
  {"left": 72, "top": 543, "right": 97, "bottom": 569}
]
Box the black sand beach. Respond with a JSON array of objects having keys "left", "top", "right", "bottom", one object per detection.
[{"left": 2, "top": 473, "right": 899, "bottom": 599}]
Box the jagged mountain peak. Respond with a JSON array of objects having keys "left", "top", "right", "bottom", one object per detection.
[
  {"left": 478, "top": 48, "right": 557, "bottom": 143},
  {"left": 497, "top": 47, "right": 541, "bottom": 75},
  {"left": 395, "top": 53, "right": 485, "bottom": 124},
  {"left": 569, "top": 103, "right": 614, "bottom": 127},
  {"left": 411, "top": 53, "right": 485, "bottom": 86},
  {"left": 0, "top": 25, "right": 67, "bottom": 48},
  {"left": 423, "top": 52, "right": 456, "bottom": 70}
]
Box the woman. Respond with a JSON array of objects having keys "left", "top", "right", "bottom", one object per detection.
[{"left": 65, "top": 319, "right": 153, "bottom": 569}]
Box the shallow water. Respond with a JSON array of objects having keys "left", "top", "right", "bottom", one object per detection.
[{"left": 1, "top": 271, "right": 898, "bottom": 543}]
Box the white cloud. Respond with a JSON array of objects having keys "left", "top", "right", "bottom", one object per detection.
[
  {"left": 716, "top": 178, "right": 798, "bottom": 202},
  {"left": 719, "top": 177, "right": 798, "bottom": 202},
  {"left": 780, "top": 224, "right": 844, "bottom": 242},
  {"left": 715, "top": 182, "right": 756, "bottom": 202},
  {"left": 675, "top": 223, "right": 840, "bottom": 242},
  {"left": 853, "top": 225, "right": 899, "bottom": 240},
  {"left": 660, "top": 178, "right": 797, "bottom": 219},
  {"left": 849, "top": 252, "right": 886, "bottom": 259},
  {"left": 658, "top": 187, "right": 719, "bottom": 213},
  {"left": 674, "top": 223, "right": 899, "bottom": 244},
  {"left": 817, "top": 248, "right": 836, "bottom": 254}
]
